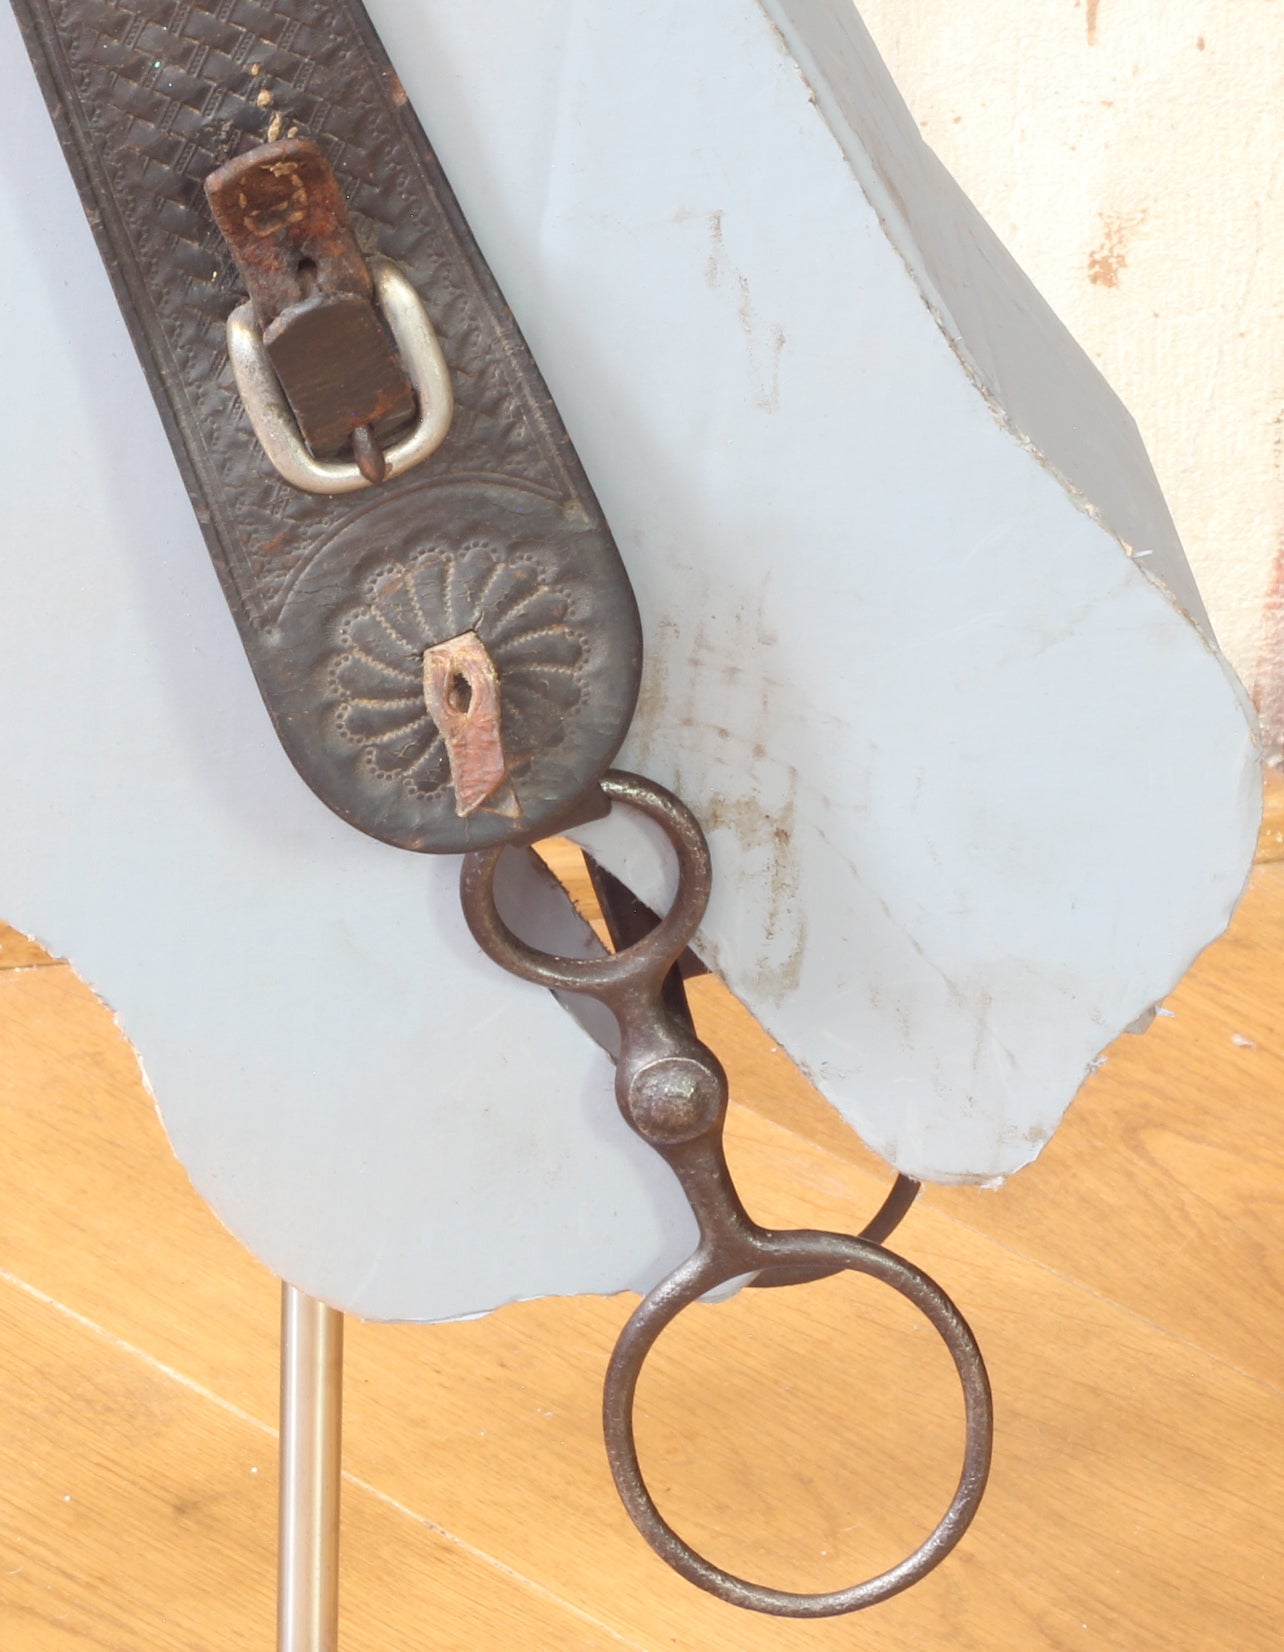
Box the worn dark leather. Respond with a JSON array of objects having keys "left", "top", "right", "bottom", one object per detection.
[{"left": 11, "top": 0, "right": 642, "bottom": 852}]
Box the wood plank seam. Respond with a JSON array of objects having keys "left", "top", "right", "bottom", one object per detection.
[
  {"left": 720, "top": 1095, "right": 1284, "bottom": 1405},
  {"left": 907, "top": 1198, "right": 1284, "bottom": 1403},
  {"left": 0, "top": 1264, "right": 649, "bottom": 1652},
  {"left": 742, "top": 1088, "right": 1284, "bottom": 1402}
]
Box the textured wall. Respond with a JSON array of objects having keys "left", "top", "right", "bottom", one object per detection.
[{"left": 856, "top": 1, "right": 1284, "bottom": 754}]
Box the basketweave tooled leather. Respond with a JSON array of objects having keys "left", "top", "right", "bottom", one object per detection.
[{"left": 11, "top": 0, "right": 642, "bottom": 853}]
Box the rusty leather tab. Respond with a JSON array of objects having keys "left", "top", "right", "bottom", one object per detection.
[
  {"left": 422, "top": 632, "right": 515, "bottom": 818},
  {"left": 205, "top": 139, "right": 416, "bottom": 459},
  {"left": 205, "top": 139, "right": 373, "bottom": 326},
  {"left": 12, "top": 0, "right": 642, "bottom": 854}
]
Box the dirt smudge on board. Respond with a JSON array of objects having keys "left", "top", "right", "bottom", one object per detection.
[
  {"left": 701, "top": 787, "right": 807, "bottom": 1000},
  {"left": 1088, "top": 208, "right": 1147, "bottom": 288}
]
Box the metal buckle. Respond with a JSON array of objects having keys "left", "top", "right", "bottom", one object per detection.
[{"left": 226, "top": 257, "right": 454, "bottom": 496}]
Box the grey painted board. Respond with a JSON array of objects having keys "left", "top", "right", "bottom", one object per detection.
[{"left": 0, "top": 1, "right": 1258, "bottom": 1321}]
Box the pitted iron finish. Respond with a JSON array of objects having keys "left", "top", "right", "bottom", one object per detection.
[
  {"left": 460, "top": 772, "right": 993, "bottom": 1616},
  {"left": 623, "top": 1055, "right": 724, "bottom": 1145}
]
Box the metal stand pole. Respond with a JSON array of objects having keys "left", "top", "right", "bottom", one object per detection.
[{"left": 278, "top": 1283, "right": 344, "bottom": 1652}]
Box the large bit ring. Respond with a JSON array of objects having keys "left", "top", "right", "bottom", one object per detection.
[{"left": 604, "top": 1230, "right": 992, "bottom": 1617}]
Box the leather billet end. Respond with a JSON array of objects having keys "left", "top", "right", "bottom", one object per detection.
[{"left": 206, "top": 139, "right": 416, "bottom": 465}]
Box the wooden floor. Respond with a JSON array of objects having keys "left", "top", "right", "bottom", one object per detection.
[{"left": 2, "top": 790, "right": 1284, "bottom": 1650}]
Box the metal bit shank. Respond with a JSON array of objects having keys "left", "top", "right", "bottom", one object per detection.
[{"left": 459, "top": 771, "right": 993, "bottom": 1617}]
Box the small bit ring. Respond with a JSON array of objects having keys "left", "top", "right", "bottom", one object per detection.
[
  {"left": 603, "top": 1230, "right": 993, "bottom": 1618},
  {"left": 460, "top": 771, "right": 710, "bottom": 995}
]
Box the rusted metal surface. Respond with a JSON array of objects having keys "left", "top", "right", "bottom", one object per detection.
[
  {"left": 461, "top": 773, "right": 993, "bottom": 1618},
  {"left": 206, "top": 140, "right": 415, "bottom": 462},
  {"left": 584, "top": 848, "right": 919, "bottom": 1291}
]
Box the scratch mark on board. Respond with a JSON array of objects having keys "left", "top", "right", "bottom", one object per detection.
[
  {"left": 736, "top": 273, "right": 787, "bottom": 414},
  {"left": 1086, "top": 0, "right": 1101, "bottom": 44},
  {"left": 681, "top": 207, "right": 786, "bottom": 413},
  {"left": 704, "top": 208, "right": 727, "bottom": 290}
]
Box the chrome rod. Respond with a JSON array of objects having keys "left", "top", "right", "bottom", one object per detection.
[{"left": 278, "top": 1283, "right": 344, "bottom": 1652}]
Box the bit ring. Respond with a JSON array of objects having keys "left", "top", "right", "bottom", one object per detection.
[
  {"left": 460, "top": 771, "right": 710, "bottom": 995},
  {"left": 603, "top": 1230, "right": 993, "bottom": 1618}
]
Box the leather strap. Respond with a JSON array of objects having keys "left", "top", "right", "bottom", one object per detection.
[{"left": 11, "top": 0, "right": 641, "bottom": 852}]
